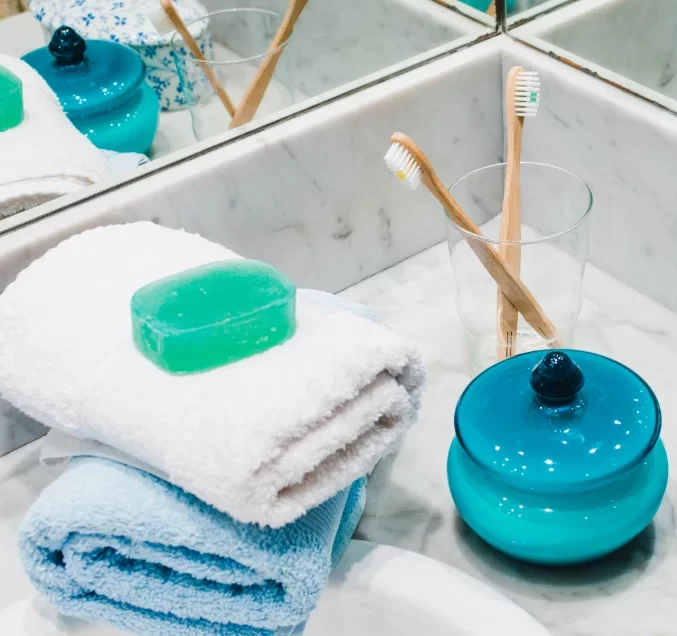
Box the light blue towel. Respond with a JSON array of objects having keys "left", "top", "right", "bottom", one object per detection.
[{"left": 19, "top": 458, "right": 366, "bottom": 635}]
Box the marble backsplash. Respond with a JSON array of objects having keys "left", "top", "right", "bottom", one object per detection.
[
  {"left": 501, "top": 39, "right": 677, "bottom": 313},
  {"left": 0, "top": 38, "right": 505, "bottom": 296}
]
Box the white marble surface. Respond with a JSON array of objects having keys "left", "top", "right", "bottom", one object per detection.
[
  {"left": 0, "top": 402, "right": 46, "bottom": 459},
  {"left": 501, "top": 40, "right": 677, "bottom": 314},
  {"left": 342, "top": 242, "right": 677, "bottom": 636},
  {"left": 1, "top": 242, "right": 676, "bottom": 635}
]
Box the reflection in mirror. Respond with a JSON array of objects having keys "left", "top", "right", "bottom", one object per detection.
[
  {"left": 432, "top": 0, "right": 498, "bottom": 24},
  {"left": 0, "top": 0, "right": 492, "bottom": 227},
  {"left": 509, "top": 0, "right": 677, "bottom": 114},
  {"left": 502, "top": 0, "right": 570, "bottom": 25}
]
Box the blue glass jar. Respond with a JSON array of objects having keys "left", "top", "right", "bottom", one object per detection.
[
  {"left": 22, "top": 26, "right": 159, "bottom": 155},
  {"left": 447, "top": 350, "right": 668, "bottom": 565}
]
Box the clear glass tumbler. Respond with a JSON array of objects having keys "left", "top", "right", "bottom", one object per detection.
[
  {"left": 171, "top": 8, "right": 296, "bottom": 142},
  {"left": 446, "top": 162, "right": 593, "bottom": 373}
]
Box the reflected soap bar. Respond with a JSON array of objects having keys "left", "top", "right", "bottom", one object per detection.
[{"left": 131, "top": 259, "right": 296, "bottom": 374}]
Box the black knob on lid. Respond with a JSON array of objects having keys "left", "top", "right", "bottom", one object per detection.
[
  {"left": 49, "top": 26, "right": 87, "bottom": 65},
  {"left": 530, "top": 351, "right": 584, "bottom": 403}
]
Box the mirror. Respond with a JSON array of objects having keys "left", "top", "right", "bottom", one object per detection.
[
  {"left": 434, "top": 0, "right": 498, "bottom": 24},
  {"left": 0, "top": 0, "right": 495, "bottom": 230},
  {"left": 501, "top": 0, "right": 571, "bottom": 26},
  {"left": 505, "top": 0, "right": 677, "bottom": 115}
]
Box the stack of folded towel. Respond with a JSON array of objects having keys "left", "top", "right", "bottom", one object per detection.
[{"left": 0, "top": 222, "right": 424, "bottom": 634}]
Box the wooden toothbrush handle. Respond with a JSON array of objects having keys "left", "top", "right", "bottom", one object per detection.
[
  {"left": 161, "top": 0, "right": 235, "bottom": 116},
  {"left": 229, "top": 0, "right": 308, "bottom": 129},
  {"left": 497, "top": 68, "right": 525, "bottom": 360},
  {"left": 426, "top": 173, "right": 560, "bottom": 345}
]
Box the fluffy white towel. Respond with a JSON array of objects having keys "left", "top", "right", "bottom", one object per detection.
[
  {"left": 0, "top": 222, "right": 424, "bottom": 527},
  {"left": 0, "top": 55, "right": 111, "bottom": 219}
]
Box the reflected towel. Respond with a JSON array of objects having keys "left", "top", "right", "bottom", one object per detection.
[{"left": 0, "top": 55, "right": 110, "bottom": 219}]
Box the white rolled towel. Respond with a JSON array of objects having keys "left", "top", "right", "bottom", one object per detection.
[
  {"left": 0, "top": 55, "right": 111, "bottom": 219},
  {"left": 0, "top": 222, "right": 425, "bottom": 527}
]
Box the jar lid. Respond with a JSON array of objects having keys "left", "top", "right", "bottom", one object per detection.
[
  {"left": 22, "top": 26, "right": 144, "bottom": 117},
  {"left": 454, "top": 350, "right": 661, "bottom": 492}
]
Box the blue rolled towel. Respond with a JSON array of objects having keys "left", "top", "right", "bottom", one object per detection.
[{"left": 19, "top": 458, "right": 366, "bottom": 635}]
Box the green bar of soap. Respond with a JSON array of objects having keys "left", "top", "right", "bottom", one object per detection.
[
  {"left": 0, "top": 66, "right": 23, "bottom": 133},
  {"left": 131, "top": 259, "right": 296, "bottom": 374}
]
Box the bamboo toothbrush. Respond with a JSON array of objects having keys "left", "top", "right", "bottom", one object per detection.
[
  {"left": 229, "top": 0, "right": 308, "bottom": 129},
  {"left": 384, "top": 132, "right": 560, "bottom": 346},
  {"left": 496, "top": 68, "right": 540, "bottom": 361},
  {"left": 148, "top": 0, "right": 236, "bottom": 117}
]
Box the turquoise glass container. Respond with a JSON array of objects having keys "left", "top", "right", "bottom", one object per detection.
[
  {"left": 448, "top": 350, "right": 668, "bottom": 565},
  {"left": 22, "top": 26, "right": 159, "bottom": 154}
]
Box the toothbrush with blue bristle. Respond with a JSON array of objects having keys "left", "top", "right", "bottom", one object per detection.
[
  {"left": 384, "top": 130, "right": 560, "bottom": 347},
  {"left": 496, "top": 67, "right": 540, "bottom": 361}
]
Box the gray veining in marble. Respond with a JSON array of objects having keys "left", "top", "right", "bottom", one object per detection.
[{"left": 341, "top": 241, "right": 677, "bottom": 636}]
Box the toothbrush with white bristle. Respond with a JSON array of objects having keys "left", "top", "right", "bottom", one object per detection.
[
  {"left": 496, "top": 67, "right": 541, "bottom": 361},
  {"left": 384, "top": 132, "right": 560, "bottom": 347},
  {"left": 146, "top": 0, "right": 236, "bottom": 116},
  {"left": 513, "top": 69, "right": 541, "bottom": 117},
  {"left": 144, "top": 3, "right": 175, "bottom": 36}
]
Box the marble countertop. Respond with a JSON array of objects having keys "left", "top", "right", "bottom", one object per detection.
[
  {"left": 342, "top": 243, "right": 677, "bottom": 636},
  {"left": 1, "top": 242, "right": 677, "bottom": 635}
]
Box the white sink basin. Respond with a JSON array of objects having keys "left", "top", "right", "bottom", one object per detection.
[{"left": 306, "top": 541, "right": 551, "bottom": 636}]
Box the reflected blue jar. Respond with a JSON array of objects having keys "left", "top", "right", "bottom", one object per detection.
[
  {"left": 22, "top": 26, "right": 159, "bottom": 155},
  {"left": 447, "top": 350, "right": 668, "bottom": 565},
  {"left": 462, "top": 0, "right": 516, "bottom": 11}
]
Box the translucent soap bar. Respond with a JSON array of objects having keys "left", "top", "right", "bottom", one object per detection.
[
  {"left": 131, "top": 259, "right": 296, "bottom": 374},
  {"left": 0, "top": 66, "right": 23, "bottom": 132}
]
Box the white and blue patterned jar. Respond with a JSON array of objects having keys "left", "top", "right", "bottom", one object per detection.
[{"left": 27, "top": 0, "right": 212, "bottom": 111}]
